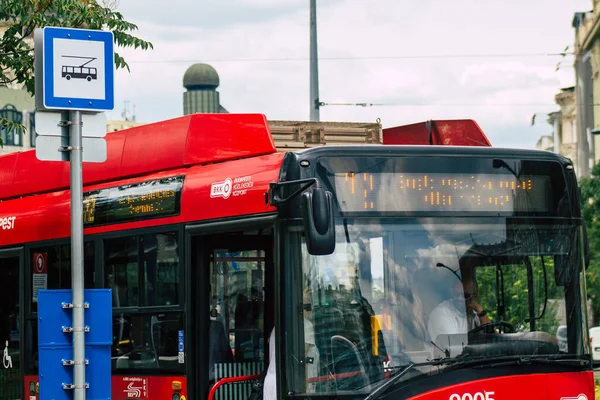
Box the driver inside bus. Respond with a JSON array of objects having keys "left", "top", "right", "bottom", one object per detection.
[{"left": 427, "top": 271, "right": 490, "bottom": 343}]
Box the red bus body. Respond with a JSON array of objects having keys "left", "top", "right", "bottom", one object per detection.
[
  {"left": 0, "top": 114, "right": 592, "bottom": 400},
  {"left": 1, "top": 114, "right": 285, "bottom": 399}
]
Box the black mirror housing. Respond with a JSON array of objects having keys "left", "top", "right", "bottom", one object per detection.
[{"left": 301, "top": 187, "right": 336, "bottom": 255}]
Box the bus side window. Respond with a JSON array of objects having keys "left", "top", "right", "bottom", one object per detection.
[{"left": 105, "top": 232, "right": 184, "bottom": 374}]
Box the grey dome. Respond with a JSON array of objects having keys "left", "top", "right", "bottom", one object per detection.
[{"left": 183, "top": 63, "right": 220, "bottom": 90}]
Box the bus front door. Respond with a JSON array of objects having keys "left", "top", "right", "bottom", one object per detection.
[{"left": 190, "top": 230, "right": 274, "bottom": 400}]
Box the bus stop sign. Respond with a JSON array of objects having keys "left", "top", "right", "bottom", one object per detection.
[{"left": 34, "top": 26, "right": 115, "bottom": 112}]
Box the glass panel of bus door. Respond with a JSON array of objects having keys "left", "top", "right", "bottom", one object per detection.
[
  {"left": 0, "top": 249, "right": 22, "bottom": 399},
  {"left": 194, "top": 234, "right": 273, "bottom": 400}
]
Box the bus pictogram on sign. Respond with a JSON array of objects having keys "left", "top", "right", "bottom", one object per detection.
[{"left": 61, "top": 55, "right": 98, "bottom": 82}]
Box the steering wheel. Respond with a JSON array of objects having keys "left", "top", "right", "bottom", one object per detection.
[{"left": 469, "top": 321, "right": 515, "bottom": 335}]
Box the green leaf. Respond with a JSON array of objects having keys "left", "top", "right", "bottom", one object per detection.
[{"left": 0, "top": 0, "right": 153, "bottom": 99}]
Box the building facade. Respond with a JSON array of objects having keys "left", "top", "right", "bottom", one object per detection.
[
  {"left": 537, "top": 3, "right": 600, "bottom": 179},
  {"left": 537, "top": 88, "right": 579, "bottom": 175},
  {"left": 573, "top": 5, "right": 600, "bottom": 177}
]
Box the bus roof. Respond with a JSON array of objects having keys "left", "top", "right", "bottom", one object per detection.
[
  {"left": 382, "top": 119, "right": 492, "bottom": 146},
  {"left": 0, "top": 113, "right": 277, "bottom": 201}
]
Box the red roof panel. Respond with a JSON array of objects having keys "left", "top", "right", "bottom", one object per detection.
[{"left": 0, "top": 113, "right": 276, "bottom": 201}]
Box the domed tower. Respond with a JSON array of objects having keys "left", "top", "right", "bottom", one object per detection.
[{"left": 182, "top": 63, "right": 227, "bottom": 114}]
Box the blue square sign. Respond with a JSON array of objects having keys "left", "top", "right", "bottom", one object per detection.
[{"left": 36, "top": 26, "right": 115, "bottom": 111}]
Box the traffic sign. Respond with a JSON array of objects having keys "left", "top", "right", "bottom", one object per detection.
[
  {"left": 34, "top": 110, "right": 68, "bottom": 137},
  {"left": 36, "top": 135, "right": 107, "bottom": 163},
  {"left": 35, "top": 111, "right": 107, "bottom": 137},
  {"left": 34, "top": 109, "right": 108, "bottom": 162},
  {"left": 34, "top": 27, "right": 115, "bottom": 112}
]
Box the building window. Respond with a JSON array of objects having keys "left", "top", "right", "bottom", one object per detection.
[
  {"left": 0, "top": 104, "right": 23, "bottom": 146},
  {"left": 30, "top": 112, "right": 37, "bottom": 147}
]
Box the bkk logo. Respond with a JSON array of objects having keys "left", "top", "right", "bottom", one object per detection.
[
  {"left": 560, "top": 395, "right": 588, "bottom": 400},
  {"left": 210, "top": 178, "right": 232, "bottom": 199}
]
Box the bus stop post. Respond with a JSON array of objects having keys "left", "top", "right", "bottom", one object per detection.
[{"left": 70, "top": 109, "right": 86, "bottom": 400}]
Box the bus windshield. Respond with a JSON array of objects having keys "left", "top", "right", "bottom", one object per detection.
[{"left": 282, "top": 218, "right": 588, "bottom": 396}]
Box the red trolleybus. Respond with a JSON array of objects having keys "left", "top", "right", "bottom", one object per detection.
[{"left": 0, "top": 114, "right": 593, "bottom": 400}]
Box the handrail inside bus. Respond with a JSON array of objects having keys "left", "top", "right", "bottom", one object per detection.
[
  {"left": 208, "top": 370, "right": 365, "bottom": 400},
  {"left": 208, "top": 374, "right": 262, "bottom": 400}
]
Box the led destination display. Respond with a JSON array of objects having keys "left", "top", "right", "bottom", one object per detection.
[{"left": 83, "top": 175, "right": 185, "bottom": 227}]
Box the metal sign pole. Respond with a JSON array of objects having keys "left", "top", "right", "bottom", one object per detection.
[{"left": 69, "top": 109, "right": 86, "bottom": 400}]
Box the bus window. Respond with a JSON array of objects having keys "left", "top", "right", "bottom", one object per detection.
[
  {"left": 105, "top": 232, "right": 184, "bottom": 373},
  {"left": 143, "top": 232, "right": 179, "bottom": 307},
  {"left": 209, "top": 248, "right": 266, "bottom": 384},
  {"left": 111, "top": 313, "right": 184, "bottom": 371},
  {"left": 106, "top": 236, "right": 140, "bottom": 308}
]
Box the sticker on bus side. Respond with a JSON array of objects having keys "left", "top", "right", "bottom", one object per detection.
[
  {"left": 210, "top": 178, "right": 232, "bottom": 199},
  {"left": 210, "top": 176, "right": 254, "bottom": 199}
]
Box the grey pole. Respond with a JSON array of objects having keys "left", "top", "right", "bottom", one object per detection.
[
  {"left": 576, "top": 55, "right": 591, "bottom": 177},
  {"left": 553, "top": 113, "right": 560, "bottom": 154},
  {"left": 70, "top": 110, "right": 86, "bottom": 400},
  {"left": 310, "top": 0, "right": 320, "bottom": 121}
]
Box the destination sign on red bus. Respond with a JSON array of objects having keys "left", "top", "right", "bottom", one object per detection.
[
  {"left": 316, "top": 156, "right": 563, "bottom": 214},
  {"left": 333, "top": 172, "right": 551, "bottom": 213},
  {"left": 83, "top": 175, "right": 184, "bottom": 227}
]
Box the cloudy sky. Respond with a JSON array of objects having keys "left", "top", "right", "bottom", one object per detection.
[{"left": 109, "top": 0, "right": 590, "bottom": 149}]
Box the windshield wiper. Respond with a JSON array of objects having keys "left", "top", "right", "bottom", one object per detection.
[
  {"left": 442, "top": 354, "right": 590, "bottom": 371},
  {"left": 471, "top": 354, "right": 590, "bottom": 369},
  {"left": 363, "top": 358, "right": 453, "bottom": 400}
]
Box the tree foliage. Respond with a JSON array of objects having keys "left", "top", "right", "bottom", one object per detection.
[
  {"left": 0, "top": 0, "right": 153, "bottom": 146},
  {"left": 579, "top": 162, "right": 600, "bottom": 326},
  {"left": 476, "top": 256, "right": 562, "bottom": 335}
]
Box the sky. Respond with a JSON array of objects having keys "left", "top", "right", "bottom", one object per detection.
[{"left": 108, "top": 0, "right": 591, "bottom": 149}]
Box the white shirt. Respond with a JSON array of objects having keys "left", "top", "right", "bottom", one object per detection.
[
  {"left": 427, "top": 299, "right": 480, "bottom": 343},
  {"left": 303, "top": 319, "right": 319, "bottom": 393},
  {"left": 263, "top": 329, "right": 277, "bottom": 400},
  {"left": 263, "top": 320, "right": 320, "bottom": 400}
]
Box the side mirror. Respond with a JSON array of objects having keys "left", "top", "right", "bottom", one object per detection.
[{"left": 301, "top": 186, "right": 335, "bottom": 255}]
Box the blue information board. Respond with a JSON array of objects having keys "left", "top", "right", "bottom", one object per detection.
[{"left": 38, "top": 289, "right": 112, "bottom": 400}]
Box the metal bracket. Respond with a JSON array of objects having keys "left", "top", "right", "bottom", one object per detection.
[
  {"left": 62, "top": 359, "right": 89, "bottom": 366},
  {"left": 62, "top": 326, "right": 90, "bottom": 333},
  {"left": 268, "top": 178, "right": 317, "bottom": 206},
  {"left": 57, "top": 120, "right": 82, "bottom": 127},
  {"left": 62, "top": 383, "right": 89, "bottom": 390},
  {"left": 61, "top": 302, "right": 90, "bottom": 309}
]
